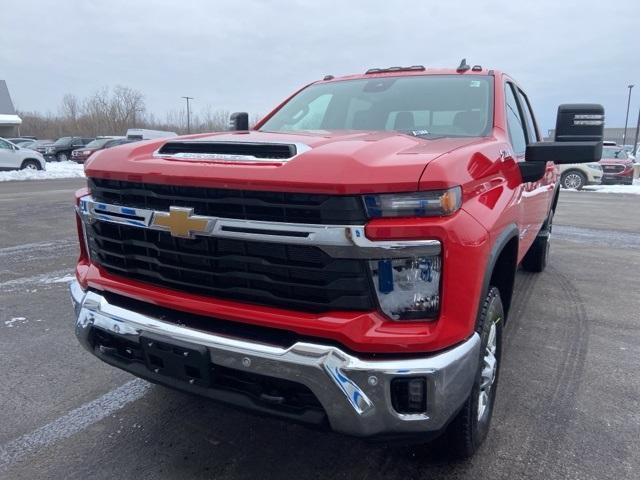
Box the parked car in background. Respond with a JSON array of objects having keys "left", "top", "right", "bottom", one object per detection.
[
  {"left": 621, "top": 144, "right": 636, "bottom": 161},
  {"left": 0, "top": 137, "right": 46, "bottom": 171},
  {"left": 44, "top": 137, "right": 94, "bottom": 162},
  {"left": 557, "top": 162, "right": 603, "bottom": 190},
  {"left": 600, "top": 146, "right": 635, "bottom": 185},
  {"left": 16, "top": 139, "right": 53, "bottom": 151},
  {"left": 71, "top": 137, "right": 137, "bottom": 163},
  {"left": 7, "top": 137, "right": 37, "bottom": 146}
]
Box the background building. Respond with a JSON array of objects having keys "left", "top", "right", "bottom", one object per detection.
[{"left": 0, "top": 80, "right": 22, "bottom": 137}]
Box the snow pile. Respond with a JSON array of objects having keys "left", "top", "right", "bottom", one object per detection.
[
  {"left": 583, "top": 179, "right": 640, "bottom": 195},
  {"left": 0, "top": 161, "right": 85, "bottom": 182}
]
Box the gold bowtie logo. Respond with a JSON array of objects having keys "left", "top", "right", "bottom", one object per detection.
[{"left": 151, "top": 207, "right": 212, "bottom": 238}]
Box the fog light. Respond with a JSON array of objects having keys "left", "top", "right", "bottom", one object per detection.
[
  {"left": 369, "top": 256, "right": 441, "bottom": 320},
  {"left": 391, "top": 377, "right": 427, "bottom": 414}
]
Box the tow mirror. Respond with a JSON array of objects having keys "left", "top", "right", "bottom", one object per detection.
[
  {"left": 525, "top": 104, "right": 604, "bottom": 165},
  {"left": 229, "top": 112, "right": 249, "bottom": 131}
]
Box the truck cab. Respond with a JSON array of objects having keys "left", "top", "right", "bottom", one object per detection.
[{"left": 70, "top": 63, "right": 603, "bottom": 457}]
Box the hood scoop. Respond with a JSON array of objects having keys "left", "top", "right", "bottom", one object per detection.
[{"left": 155, "top": 140, "right": 308, "bottom": 164}]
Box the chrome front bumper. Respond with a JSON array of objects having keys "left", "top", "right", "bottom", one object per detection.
[{"left": 70, "top": 280, "right": 480, "bottom": 437}]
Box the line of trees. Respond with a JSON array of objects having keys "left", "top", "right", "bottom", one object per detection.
[{"left": 17, "top": 86, "right": 248, "bottom": 140}]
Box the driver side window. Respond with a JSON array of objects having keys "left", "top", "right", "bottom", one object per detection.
[
  {"left": 0, "top": 139, "right": 12, "bottom": 150},
  {"left": 504, "top": 83, "right": 527, "bottom": 156}
]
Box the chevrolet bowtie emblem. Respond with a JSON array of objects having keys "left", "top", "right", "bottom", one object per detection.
[{"left": 151, "top": 207, "right": 213, "bottom": 238}]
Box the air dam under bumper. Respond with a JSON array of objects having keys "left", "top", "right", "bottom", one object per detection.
[{"left": 70, "top": 280, "right": 480, "bottom": 437}]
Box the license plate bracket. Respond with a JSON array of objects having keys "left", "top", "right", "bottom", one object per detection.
[{"left": 140, "top": 333, "right": 211, "bottom": 387}]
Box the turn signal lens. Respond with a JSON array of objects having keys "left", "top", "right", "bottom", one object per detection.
[{"left": 363, "top": 187, "right": 462, "bottom": 218}]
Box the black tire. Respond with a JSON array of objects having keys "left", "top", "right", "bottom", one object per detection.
[
  {"left": 560, "top": 170, "right": 586, "bottom": 190},
  {"left": 20, "top": 159, "right": 42, "bottom": 171},
  {"left": 56, "top": 152, "right": 68, "bottom": 162},
  {"left": 521, "top": 209, "right": 553, "bottom": 273},
  {"left": 442, "top": 287, "right": 504, "bottom": 459}
]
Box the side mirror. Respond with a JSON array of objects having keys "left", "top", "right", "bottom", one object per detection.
[
  {"left": 229, "top": 112, "right": 249, "bottom": 131},
  {"left": 525, "top": 104, "right": 604, "bottom": 165}
]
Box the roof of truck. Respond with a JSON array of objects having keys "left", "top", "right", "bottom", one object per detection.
[{"left": 320, "top": 67, "right": 500, "bottom": 84}]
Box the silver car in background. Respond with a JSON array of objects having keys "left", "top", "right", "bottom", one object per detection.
[{"left": 0, "top": 137, "right": 47, "bottom": 171}]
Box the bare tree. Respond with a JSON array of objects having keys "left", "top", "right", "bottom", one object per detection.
[
  {"left": 17, "top": 85, "right": 235, "bottom": 139},
  {"left": 60, "top": 94, "right": 81, "bottom": 123},
  {"left": 200, "top": 105, "right": 230, "bottom": 132}
]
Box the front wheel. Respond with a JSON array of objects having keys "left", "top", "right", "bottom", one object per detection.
[
  {"left": 441, "top": 286, "right": 504, "bottom": 459},
  {"left": 56, "top": 152, "right": 68, "bottom": 162},
  {"left": 21, "top": 159, "right": 42, "bottom": 171},
  {"left": 561, "top": 170, "right": 586, "bottom": 190}
]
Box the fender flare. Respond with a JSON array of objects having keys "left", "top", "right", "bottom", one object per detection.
[{"left": 476, "top": 223, "right": 519, "bottom": 326}]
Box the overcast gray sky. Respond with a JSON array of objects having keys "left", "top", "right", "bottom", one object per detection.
[{"left": 1, "top": 0, "right": 639, "bottom": 134}]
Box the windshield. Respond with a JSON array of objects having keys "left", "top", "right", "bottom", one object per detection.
[
  {"left": 53, "top": 137, "right": 72, "bottom": 146},
  {"left": 602, "top": 148, "right": 628, "bottom": 160},
  {"left": 85, "top": 138, "right": 112, "bottom": 149},
  {"left": 260, "top": 75, "right": 493, "bottom": 137}
]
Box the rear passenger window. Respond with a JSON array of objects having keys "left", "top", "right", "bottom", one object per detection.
[
  {"left": 504, "top": 84, "right": 527, "bottom": 156},
  {"left": 517, "top": 90, "right": 539, "bottom": 143}
]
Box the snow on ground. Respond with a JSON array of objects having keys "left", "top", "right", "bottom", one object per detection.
[
  {"left": 0, "top": 161, "right": 85, "bottom": 182},
  {"left": 581, "top": 179, "right": 640, "bottom": 195}
]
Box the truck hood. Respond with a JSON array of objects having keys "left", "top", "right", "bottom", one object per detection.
[{"left": 85, "top": 130, "right": 481, "bottom": 194}]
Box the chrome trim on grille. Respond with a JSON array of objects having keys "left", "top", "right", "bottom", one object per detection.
[{"left": 78, "top": 195, "right": 441, "bottom": 259}]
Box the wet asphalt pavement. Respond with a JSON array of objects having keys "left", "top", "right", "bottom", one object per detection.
[{"left": 0, "top": 178, "right": 638, "bottom": 480}]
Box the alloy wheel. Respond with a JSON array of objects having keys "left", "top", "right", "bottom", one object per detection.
[
  {"left": 478, "top": 320, "right": 498, "bottom": 421},
  {"left": 563, "top": 173, "right": 583, "bottom": 189}
]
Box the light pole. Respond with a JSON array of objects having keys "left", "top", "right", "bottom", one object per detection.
[
  {"left": 622, "top": 84, "right": 634, "bottom": 145},
  {"left": 633, "top": 108, "right": 640, "bottom": 155},
  {"left": 181, "top": 96, "right": 194, "bottom": 134}
]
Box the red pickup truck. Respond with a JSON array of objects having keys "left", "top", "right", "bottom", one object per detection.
[{"left": 70, "top": 63, "right": 603, "bottom": 457}]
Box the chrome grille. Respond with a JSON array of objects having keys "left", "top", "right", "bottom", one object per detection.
[{"left": 87, "top": 220, "right": 376, "bottom": 312}]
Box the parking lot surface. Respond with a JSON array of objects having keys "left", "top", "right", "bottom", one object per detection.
[{"left": 1, "top": 178, "right": 639, "bottom": 480}]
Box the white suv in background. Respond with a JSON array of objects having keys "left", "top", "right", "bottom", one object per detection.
[
  {"left": 0, "top": 137, "right": 46, "bottom": 171},
  {"left": 557, "top": 162, "right": 602, "bottom": 190}
]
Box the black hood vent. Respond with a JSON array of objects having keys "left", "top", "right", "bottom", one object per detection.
[{"left": 157, "top": 141, "right": 298, "bottom": 160}]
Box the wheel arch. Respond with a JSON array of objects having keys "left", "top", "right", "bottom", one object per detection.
[
  {"left": 478, "top": 224, "right": 519, "bottom": 324},
  {"left": 21, "top": 157, "right": 43, "bottom": 169}
]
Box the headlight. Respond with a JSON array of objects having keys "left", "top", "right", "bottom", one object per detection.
[
  {"left": 586, "top": 163, "right": 602, "bottom": 171},
  {"left": 363, "top": 187, "right": 462, "bottom": 218},
  {"left": 369, "top": 255, "right": 441, "bottom": 320}
]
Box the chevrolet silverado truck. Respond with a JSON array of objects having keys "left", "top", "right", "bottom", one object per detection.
[{"left": 69, "top": 63, "right": 604, "bottom": 458}]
